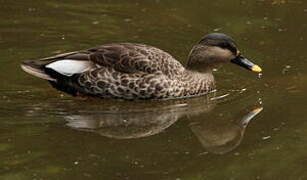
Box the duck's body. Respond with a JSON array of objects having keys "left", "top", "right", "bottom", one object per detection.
[{"left": 21, "top": 33, "right": 261, "bottom": 100}]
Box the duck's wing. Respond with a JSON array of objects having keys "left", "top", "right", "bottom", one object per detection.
[{"left": 87, "top": 43, "right": 185, "bottom": 76}]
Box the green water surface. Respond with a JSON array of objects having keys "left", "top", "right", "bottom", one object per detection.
[{"left": 1, "top": 0, "right": 307, "bottom": 179}]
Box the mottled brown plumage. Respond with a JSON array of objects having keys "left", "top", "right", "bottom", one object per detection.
[{"left": 21, "top": 33, "right": 261, "bottom": 100}]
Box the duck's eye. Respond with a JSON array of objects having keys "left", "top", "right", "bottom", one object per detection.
[
  {"left": 218, "top": 42, "right": 228, "bottom": 49},
  {"left": 236, "top": 50, "right": 241, "bottom": 56}
]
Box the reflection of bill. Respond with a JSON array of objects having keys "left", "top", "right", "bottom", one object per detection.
[
  {"left": 241, "top": 107, "right": 263, "bottom": 127},
  {"left": 65, "top": 95, "right": 263, "bottom": 154}
]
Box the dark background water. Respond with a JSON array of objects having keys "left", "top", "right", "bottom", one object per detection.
[{"left": 1, "top": 0, "right": 307, "bottom": 179}]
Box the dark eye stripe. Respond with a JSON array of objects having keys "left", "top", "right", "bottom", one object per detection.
[
  {"left": 199, "top": 37, "right": 238, "bottom": 55},
  {"left": 217, "top": 42, "right": 237, "bottom": 54}
]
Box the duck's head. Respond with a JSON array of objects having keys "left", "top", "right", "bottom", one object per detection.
[{"left": 187, "top": 33, "right": 262, "bottom": 73}]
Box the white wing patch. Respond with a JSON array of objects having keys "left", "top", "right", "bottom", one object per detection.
[{"left": 46, "top": 60, "right": 92, "bottom": 76}]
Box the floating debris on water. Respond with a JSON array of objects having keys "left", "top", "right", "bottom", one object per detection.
[
  {"left": 92, "top": 21, "right": 100, "bottom": 25},
  {"left": 173, "top": 103, "right": 188, "bottom": 107},
  {"left": 133, "top": 161, "right": 139, "bottom": 165},
  {"left": 210, "top": 93, "right": 229, "bottom": 100},
  {"left": 229, "top": 88, "right": 246, "bottom": 93},
  {"left": 282, "top": 65, "right": 291, "bottom": 74},
  {"left": 262, "top": 136, "right": 271, "bottom": 140},
  {"left": 240, "top": 88, "right": 247, "bottom": 93},
  {"left": 234, "top": 152, "right": 240, "bottom": 156},
  {"left": 258, "top": 72, "right": 263, "bottom": 79},
  {"left": 28, "top": 8, "right": 36, "bottom": 12},
  {"left": 258, "top": 98, "right": 263, "bottom": 105},
  {"left": 198, "top": 152, "right": 209, "bottom": 156}
]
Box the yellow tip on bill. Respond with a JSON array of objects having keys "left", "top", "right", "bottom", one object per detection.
[
  {"left": 251, "top": 107, "right": 264, "bottom": 114},
  {"left": 251, "top": 65, "right": 262, "bottom": 72}
]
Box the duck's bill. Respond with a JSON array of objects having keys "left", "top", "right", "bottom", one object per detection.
[{"left": 231, "top": 56, "right": 262, "bottom": 73}]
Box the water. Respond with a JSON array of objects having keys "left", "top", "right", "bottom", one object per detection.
[{"left": 1, "top": 0, "right": 307, "bottom": 179}]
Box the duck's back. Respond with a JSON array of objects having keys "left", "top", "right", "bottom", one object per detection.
[{"left": 87, "top": 43, "right": 185, "bottom": 77}]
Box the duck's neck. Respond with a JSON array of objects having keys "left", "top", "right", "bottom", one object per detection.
[
  {"left": 179, "top": 68, "right": 215, "bottom": 96},
  {"left": 183, "top": 69, "right": 214, "bottom": 84},
  {"left": 179, "top": 45, "right": 216, "bottom": 95},
  {"left": 185, "top": 46, "right": 214, "bottom": 82},
  {"left": 186, "top": 44, "right": 215, "bottom": 73},
  {"left": 186, "top": 65, "right": 213, "bottom": 74}
]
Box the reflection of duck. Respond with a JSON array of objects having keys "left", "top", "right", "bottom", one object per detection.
[
  {"left": 65, "top": 95, "right": 215, "bottom": 139},
  {"left": 66, "top": 112, "right": 178, "bottom": 139},
  {"left": 65, "top": 94, "right": 263, "bottom": 154},
  {"left": 21, "top": 33, "right": 261, "bottom": 100}
]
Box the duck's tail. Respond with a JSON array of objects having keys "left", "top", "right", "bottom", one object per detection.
[
  {"left": 20, "top": 51, "right": 93, "bottom": 82},
  {"left": 21, "top": 60, "right": 56, "bottom": 81},
  {"left": 21, "top": 52, "right": 95, "bottom": 96}
]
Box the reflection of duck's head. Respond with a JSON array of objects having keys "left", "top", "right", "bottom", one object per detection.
[
  {"left": 189, "top": 106, "right": 263, "bottom": 155},
  {"left": 190, "top": 121, "right": 244, "bottom": 155},
  {"left": 187, "top": 33, "right": 262, "bottom": 73}
]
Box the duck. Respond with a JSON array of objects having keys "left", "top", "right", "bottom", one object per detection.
[{"left": 21, "top": 33, "right": 262, "bottom": 100}]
